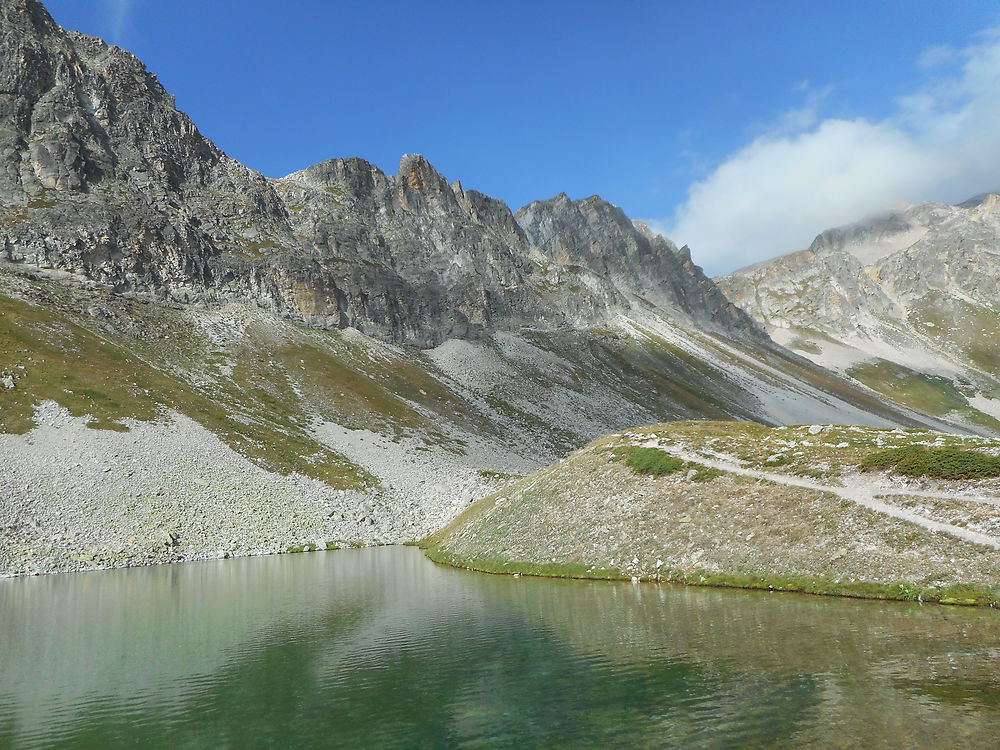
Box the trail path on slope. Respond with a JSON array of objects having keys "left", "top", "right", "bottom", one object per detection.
[{"left": 653, "top": 443, "right": 1000, "bottom": 550}]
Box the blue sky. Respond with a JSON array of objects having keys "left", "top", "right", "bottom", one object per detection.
[{"left": 44, "top": 1, "right": 1000, "bottom": 274}]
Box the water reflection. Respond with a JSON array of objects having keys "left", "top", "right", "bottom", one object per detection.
[{"left": 1, "top": 547, "right": 999, "bottom": 748}]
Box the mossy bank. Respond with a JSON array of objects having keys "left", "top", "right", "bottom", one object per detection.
[{"left": 422, "top": 421, "right": 1000, "bottom": 606}]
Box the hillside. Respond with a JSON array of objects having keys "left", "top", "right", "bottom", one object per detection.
[
  {"left": 719, "top": 195, "right": 1000, "bottom": 435},
  {"left": 0, "top": 0, "right": 946, "bottom": 575},
  {"left": 1, "top": 263, "right": 928, "bottom": 575},
  {"left": 422, "top": 421, "right": 1000, "bottom": 605}
]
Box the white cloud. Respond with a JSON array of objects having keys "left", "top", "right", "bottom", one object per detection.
[
  {"left": 105, "top": 0, "right": 133, "bottom": 41},
  {"left": 656, "top": 30, "right": 1000, "bottom": 276},
  {"left": 918, "top": 44, "right": 955, "bottom": 69},
  {"left": 766, "top": 84, "right": 833, "bottom": 137}
]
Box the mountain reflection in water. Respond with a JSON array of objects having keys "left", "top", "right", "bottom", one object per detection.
[{"left": 2, "top": 546, "right": 999, "bottom": 748}]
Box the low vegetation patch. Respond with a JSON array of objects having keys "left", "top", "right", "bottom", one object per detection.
[
  {"left": 862, "top": 445, "right": 1000, "bottom": 480},
  {"left": 423, "top": 546, "right": 1000, "bottom": 607},
  {"left": 476, "top": 469, "right": 521, "bottom": 482},
  {"left": 624, "top": 447, "right": 685, "bottom": 475},
  {"left": 0, "top": 277, "right": 375, "bottom": 489},
  {"left": 423, "top": 421, "right": 1000, "bottom": 607},
  {"left": 614, "top": 446, "right": 724, "bottom": 482},
  {"left": 287, "top": 543, "right": 322, "bottom": 553},
  {"left": 847, "top": 359, "right": 968, "bottom": 417}
]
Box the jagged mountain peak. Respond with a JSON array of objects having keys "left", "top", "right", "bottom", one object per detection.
[
  {"left": 515, "top": 192, "right": 766, "bottom": 342},
  {"left": 397, "top": 153, "right": 450, "bottom": 194},
  {"left": 2, "top": 0, "right": 772, "bottom": 351}
]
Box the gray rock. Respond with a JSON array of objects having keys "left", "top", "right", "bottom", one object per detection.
[
  {"left": 516, "top": 194, "right": 769, "bottom": 344},
  {"left": 719, "top": 193, "right": 1000, "bottom": 432},
  {"left": 0, "top": 0, "right": 771, "bottom": 352}
]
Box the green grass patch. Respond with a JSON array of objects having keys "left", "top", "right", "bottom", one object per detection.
[
  {"left": 625, "top": 447, "right": 685, "bottom": 476},
  {"left": 420, "top": 546, "right": 1000, "bottom": 607},
  {"left": 787, "top": 337, "right": 821, "bottom": 355},
  {"left": 280, "top": 331, "right": 481, "bottom": 448},
  {"left": 861, "top": 445, "right": 1000, "bottom": 480},
  {"left": 287, "top": 543, "right": 321, "bottom": 553},
  {"left": 689, "top": 465, "right": 725, "bottom": 481},
  {"left": 0, "top": 282, "right": 374, "bottom": 489},
  {"left": 0, "top": 292, "right": 170, "bottom": 432},
  {"left": 608, "top": 445, "right": 725, "bottom": 481},
  {"left": 847, "top": 359, "right": 968, "bottom": 416}
]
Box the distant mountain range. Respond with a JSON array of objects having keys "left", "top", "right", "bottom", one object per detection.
[{"left": 719, "top": 193, "right": 1000, "bottom": 434}]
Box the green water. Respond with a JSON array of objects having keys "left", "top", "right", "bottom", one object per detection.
[{"left": 2, "top": 547, "right": 1000, "bottom": 748}]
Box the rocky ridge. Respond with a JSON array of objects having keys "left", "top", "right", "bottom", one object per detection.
[
  {"left": 2, "top": 0, "right": 762, "bottom": 351},
  {"left": 516, "top": 193, "right": 767, "bottom": 342}
]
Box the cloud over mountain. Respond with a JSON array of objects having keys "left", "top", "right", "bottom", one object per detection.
[{"left": 657, "top": 29, "right": 1000, "bottom": 275}]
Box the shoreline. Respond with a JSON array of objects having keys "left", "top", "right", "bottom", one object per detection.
[
  {"left": 418, "top": 422, "right": 1000, "bottom": 610},
  {"left": 419, "top": 544, "right": 1000, "bottom": 607},
  {"left": 6, "top": 534, "right": 1000, "bottom": 609},
  {"left": 0, "top": 540, "right": 394, "bottom": 580}
]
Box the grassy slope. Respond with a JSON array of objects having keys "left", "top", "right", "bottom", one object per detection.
[
  {"left": 422, "top": 421, "right": 1000, "bottom": 605},
  {"left": 722, "top": 268, "right": 1000, "bottom": 433},
  {"left": 0, "top": 273, "right": 717, "bottom": 448},
  {"left": 1, "top": 274, "right": 393, "bottom": 489},
  {"left": 847, "top": 358, "right": 1000, "bottom": 433},
  {"left": 0, "top": 269, "right": 833, "bottom": 469},
  {"left": 1, "top": 265, "right": 945, "bottom": 542},
  {"left": 0, "top": 270, "right": 768, "bottom": 495}
]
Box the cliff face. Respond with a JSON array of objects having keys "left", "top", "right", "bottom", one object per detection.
[
  {"left": 516, "top": 193, "right": 768, "bottom": 343},
  {"left": 0, "top": 0, "right": 303, "bottom": 313},
  {"left": 719, "top": 195, "right": 1000, "bottom": 432},
  {"left": 272, "top": 154, "right": 555, "bottom": 346},
  {"left": 0, "top": 0, "right": 768, "bottom": 348}
]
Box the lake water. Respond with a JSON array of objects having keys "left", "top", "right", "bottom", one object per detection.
[{"left": 2, "top": 547, "right": 1000, "bottom": 748}]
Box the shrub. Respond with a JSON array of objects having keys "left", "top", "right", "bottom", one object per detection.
[
  {"left": 624, "top": 447, "right": 685, "bottom": 476},
  {"left": 609, "top": 446, "right": 723, "bottom": 481},
  {"left": 861, "top": 445, "right": 1000, "bottom": 480},
  {"left": 689, "top": 465, "right": 724, "bottom": 482}
]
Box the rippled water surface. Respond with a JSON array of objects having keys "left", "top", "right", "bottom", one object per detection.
[{"left": 2, "top": 547, "right": 1000, "bottom": 748}]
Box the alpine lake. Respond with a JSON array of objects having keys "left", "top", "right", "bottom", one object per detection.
[{"left": 2, "top": 546, "right": 999, "bottom": 748}]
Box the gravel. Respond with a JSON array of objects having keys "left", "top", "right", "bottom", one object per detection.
[{"left": 0, "top": 402, "right": 473, "bottom": 576}]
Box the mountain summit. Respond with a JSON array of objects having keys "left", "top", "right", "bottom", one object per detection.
[{"left": 2, "top": 0, "right": 763, "bottom": 350}]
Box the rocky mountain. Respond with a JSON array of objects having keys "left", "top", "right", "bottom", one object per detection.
[
  {"left": 0, "top": 0, "right": 948, "bottom": 575},
  {"left": 1, "top": 0, "right": 763, "bottom": 350},
  {"left": 719, "top": 194, "right": 1000, "bottom": 433},
  {"left": 516, "top": 193, "right": 767, "bottom": 342}
]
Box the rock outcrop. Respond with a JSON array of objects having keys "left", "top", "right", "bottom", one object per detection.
[
  {"left": 1, "top": 0, "right": 769, "bottom": 349},
  {"left": 516, "top": 193, "right": 768, "bottom": 343}
]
